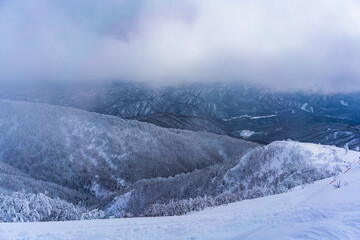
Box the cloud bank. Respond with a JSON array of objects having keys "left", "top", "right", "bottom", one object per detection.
[{"left": 1, "top": 0, "right": 360, "bottom": 92}]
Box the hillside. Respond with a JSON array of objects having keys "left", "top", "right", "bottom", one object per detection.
[
  {"left": 0, "top": 99, "right": 258, "bottom": 216},
  {"left": 1, "top": 144, "right": 359, "bottom": 239},
  {"left": 0, "top": 99, "right": 356, "bottom": 220},
  {"left": 2, "top": 82, "right": 360, "bottom": 148}
]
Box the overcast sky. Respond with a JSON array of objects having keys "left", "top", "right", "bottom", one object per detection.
[{"left": 1, "top": 0, "right": 360, "bottom": 93}]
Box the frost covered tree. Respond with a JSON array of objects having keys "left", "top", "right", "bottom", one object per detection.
[
  {"left": 344, "top": 143, "right": 349, "bottom": 155},
  {"left": 0, "top": 192, "right": 104, "bottom": 222}
]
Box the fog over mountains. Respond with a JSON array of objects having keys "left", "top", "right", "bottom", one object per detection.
[
  {"left": 1, "top": 0, "right": 360, "bottom": 238},
  {"left": 2, "top": 82, "right": 360, "bottom": 149}
]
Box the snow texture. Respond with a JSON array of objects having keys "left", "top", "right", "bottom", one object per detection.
[
  {"left": 240, "top": 130, "right": 255, "bottom": 138},
  {"left": 340, "top": 100, "right": 349, "bottom": 107},
  {"left": 1, "top": 159, "right": 359, "bottom": 239},
  {"left": 1, "top": 142, "right": 360, "bottom": 239}
]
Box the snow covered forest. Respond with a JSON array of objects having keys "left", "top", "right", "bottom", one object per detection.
[
  {"left": 2, "top": 0, "right": 360, "bottom": 238},
  {"left": 3, "top": 161, "right": 360, "bottom": 239},
  {"left": 0, "top": 99, "right": 355, "bottom": 222}
]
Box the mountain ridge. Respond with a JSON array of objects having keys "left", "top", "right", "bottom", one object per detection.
[{"left": 1, "top": 82, "right": 360, "bottom": 148}]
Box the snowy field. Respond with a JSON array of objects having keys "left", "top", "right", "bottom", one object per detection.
[{"left": 1, "top": 158, "right": 360, "bottom": 239}]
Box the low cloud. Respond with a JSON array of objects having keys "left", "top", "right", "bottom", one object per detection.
[{"left": 1, "top": 0, "right": 360, "bottom": 93}]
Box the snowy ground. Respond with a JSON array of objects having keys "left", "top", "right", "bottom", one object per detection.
[{"left": 1, "top": 146, "right": 360, "bottom": 239}]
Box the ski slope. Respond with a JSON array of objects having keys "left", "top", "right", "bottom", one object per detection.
[{"left": 1, "top": 144, "right": 360, "bottom": 240}]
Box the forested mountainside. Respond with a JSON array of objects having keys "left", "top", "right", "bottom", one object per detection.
[
  {"left": 0, "top": 99, "right": 257, "bottom": 219},
  {"left": 4, "top": 160, "right": 359, "bottom": 239},
  {"left": 1, "top": 82, "right": 360, "bottom": 148},
  {"left": 0, "top": 99, "right": 353, "bottom": 220}
]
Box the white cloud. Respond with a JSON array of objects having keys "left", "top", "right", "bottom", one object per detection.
[{"left": 1, "top": 0, "right": 360, "bottom": 93}]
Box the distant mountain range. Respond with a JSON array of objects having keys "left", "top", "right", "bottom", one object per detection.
[{"left": 2, "top": 81, "right": 360, "bottom": 149}]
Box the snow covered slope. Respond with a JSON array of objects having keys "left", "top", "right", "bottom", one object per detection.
[
  {"left": 1, "top": 152, "right": 359, "bottom": 239},
  {"left": 1, "top": 144, "right": 359, "bottom": 239}
]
